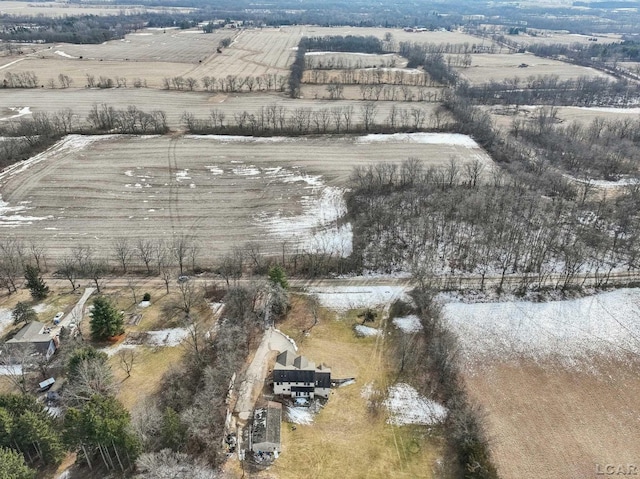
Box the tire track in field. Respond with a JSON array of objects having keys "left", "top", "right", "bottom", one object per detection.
[{"left": 166, "top": 135, "right": 182, "bottom": 231}]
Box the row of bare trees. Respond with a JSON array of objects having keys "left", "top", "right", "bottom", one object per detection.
[
  {"left": 304, "top": 68, "right": 436, "bottom": 87},
  {"left": 162, "top": 73, "right": 288, "bottom": 93},
  {"left": 86, "top": 104, "right": 168, "bottom": 134},
  {"left": 182, "top": 103, "right": 447, "bottom": 135}
]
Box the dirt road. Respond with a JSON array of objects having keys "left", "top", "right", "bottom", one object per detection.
[{"left": 234, "top": 327, "right": 296, "bottom": 422}]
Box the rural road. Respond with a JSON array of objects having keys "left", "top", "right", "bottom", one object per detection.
[
  {"left": 39, "top": 269, "right": 640, "bottom": 294},
  {"left": 234, "top": 327, "right": 296, "bottom": 422}
]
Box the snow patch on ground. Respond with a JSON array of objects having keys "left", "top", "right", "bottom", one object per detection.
[
  {"left": 185, "top": 134, "right": 297, "bottom": 143},
  {"left": 257, "top": 172, "right": 352, "bottom": 258},
  {"left": 384, "top": 383, "right": 447, "bottom": 426},
  {"left": 32, "top": 303, "right": 50, "bottom": 314},
  {"left": 0, "top": 106, "right": 31, "bottom": 121},
  {"left": 392, "top": 315, "right": 422, "bottom": 333},
  {"left": 354, "top": 325, "right": 381, "bottom": 337},
  {"left": 0, "top": 135, "right": 114, "bottom": 182},
  {"left": 232, "top": 165, "right": 260, "bottom": 176},
  {"left": 568, "top": 175, "right": 640, "bottom": 189},
  {"left": 175, "top": 169, "right": 191, "bottom": 181},
  {"left": 0, "top": 196, "right": 51, "bottom": 227},
  {"left": 286, "top": 406, "right": 314, "bottom": 425},
  {"left": 146, "top": 327, "right": 190, "bottom": 346},
  {"left": 0, "top": 308, "right": 13, "bottom": 334},
  {"left": 305, "top": 51, "right": 396, "bottom": 57},
  {"left": 307, "top": 285, "right": 408, "bottom": 311},
  {"left": 573, "top": 106, "right": 640, "bottom": 114},
  {"left": 205, "top": 165, "right": 224, "bottom": 175},
  {"left": 103, "top": 327, "right": 191, "bottom": 356},
  {"left": 0, "top": 365, "right": 22, "bottom": 376},
  {"left": 356, "top": 132, "right": 480, "bottom": 148},
  {"left": 54, "top": 50, "right": 77, "bottom": 59},
  {"left": 443, "top": 288, "right": 640, "bottom": 366}
]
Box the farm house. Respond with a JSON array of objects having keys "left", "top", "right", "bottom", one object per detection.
[
  {"left": 273, "top": 351, "right": 331, "bottom": 399},
  {"left": 6, "top": 321, "right": 58, "bottom": 360}
]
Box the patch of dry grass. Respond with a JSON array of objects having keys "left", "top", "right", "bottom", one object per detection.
[
  {"left": 110, "top": 345, "right": 184, "bottom": 411},
  {"left": 268, "top": 296, "right": 442, "bottom": 479}
]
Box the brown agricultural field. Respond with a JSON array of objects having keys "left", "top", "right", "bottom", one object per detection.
[
  {"left": 499, "top": 29, "right": 623, "bottom": 47},
  {"left": 483, "top": 104, "right": 640, "bottom": 131},
  {"left": 464, "top": 358, "right": 640, "bottom": 479},
  {"left": 454, "top": 52, "right": 614, "bottom": 84},
  {"left": 304, "top": 26, "right": 497, "bottom": 49},
  {"left": 1, "top": 26, "right": 301, "bottom": 88},
  {"left": 0, "top": 88, "right": 446, "bottom": 128},
  {"left": 0, "top": 133, "right": 492, "bottom": 262}
]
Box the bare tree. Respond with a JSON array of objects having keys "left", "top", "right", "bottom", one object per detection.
[
  {"left": 86, "top": 259, "right": 108, "bottom": 293},
  {"left": 0, "top": 238, "right": 23, "bottom": 294},
  {"left": 117, "top": 349, "right": 138, "bottom": 378},
  {"left": 171, "top": 234, "right": 192, "bottom": 275},
  {"left": 136, "top": 238, "right": 154, "bottom": 274},
  {"left": 217, "top": 249, "right": 243, "bottom": 289},
  {"left": 65, "top": 358, "right": 117, "bottom": 405},
  {"left": 360, "top": 102, "right": 378, "bottom": 131},
  {"left": 0, "top": 343, "right": 34, "bottom": 394},
  {"left": 112, "top": 238, "right": 133, "bottom": 273},
  {"left": 464, "top": 158, "right": 485, "bottom": 189},
  {"left": 59, "top": 255, "right": 79, "bottom": 291}
]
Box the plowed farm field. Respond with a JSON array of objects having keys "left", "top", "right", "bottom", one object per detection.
[
  {"left": 0, "top": 89, "right": 446, "bottom": 128},
  {"left": 0, "top": 133, "right": 493, "bottom": 262},
  {"left": 454, "top": 52, "right": 614, "bottom": 84},
  {"left": 1, "top": 26, "right": 302, "bottom": 88}
]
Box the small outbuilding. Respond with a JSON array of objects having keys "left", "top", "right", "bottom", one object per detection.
[{"left": 251, "top": 401, "right": 282, "bottom": 454}]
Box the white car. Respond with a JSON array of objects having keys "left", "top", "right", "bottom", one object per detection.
[{"left": 53, "top": 312, "right": 64, "bottom": 324}]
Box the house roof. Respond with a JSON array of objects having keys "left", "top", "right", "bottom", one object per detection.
[
  {"left": 275, "top": 352, "right": 318, "bottom": 371},
  {"left": 252, "top": 401, "right": 282, "bottom": 448},
  {"left": 7, "top": 321, "right": 51, "bottom": 345},
  {"left": 274, "top": 352, "right": 332, "bottom": 387}
]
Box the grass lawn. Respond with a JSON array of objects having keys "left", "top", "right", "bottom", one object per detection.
[{"left": 110, "top": 345, "right": 184, "bottom": 410}]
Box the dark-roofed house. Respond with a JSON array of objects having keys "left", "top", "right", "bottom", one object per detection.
[
  {"left": 273, "top": 351, "right": 331, "bottom": 399},
  {"left": 6, "top": 321, "right": 57, "bottom": 360},
  {"left": 251, "top": 401, "right": 282, "bottom": 454}
]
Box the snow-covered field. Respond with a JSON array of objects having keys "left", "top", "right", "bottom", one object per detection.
[
  {"left": 308, "top": 285, "right": 408, "bottom": 311},
  {"left": 443, "top": 288, "right": 640, "bottom": 367}
]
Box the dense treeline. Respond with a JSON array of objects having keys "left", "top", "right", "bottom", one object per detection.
[
  {"left": 289, "top": 40, "right": 306, "bottom": 98},
  {"left": 399, "top": 42, "right": 459, "bottom": 86},
  {"left": 347, "top": 153, "right": 640, "bottom": 290},
  {"left": 513, "top": 106, "right": 639, "bottom": 180},
  {"left": 458, "top": 74, "right": 640, "bottom": 106},
  {"left": 134, "top": 285, "right": 265, "bottom": 468},
  {"left": 302, "top": 35, "right": 384, "bottom": 54}
]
